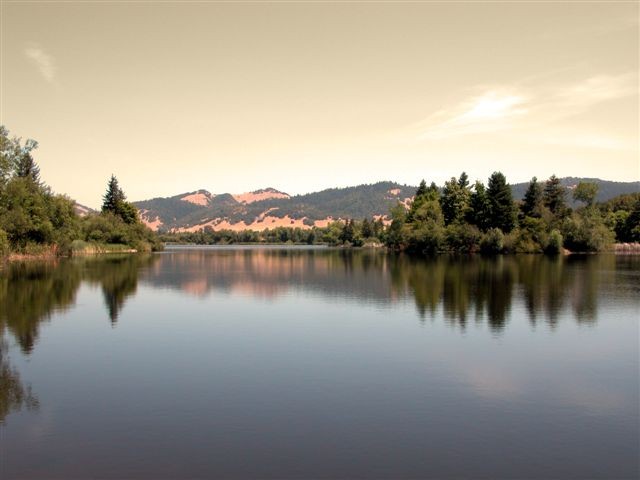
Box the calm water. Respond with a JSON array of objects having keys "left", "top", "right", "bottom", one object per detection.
[{"left": 1, "top": 247, "right": 639, "bottom": 479}]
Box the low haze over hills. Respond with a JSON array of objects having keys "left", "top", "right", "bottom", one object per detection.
[{"left": 132, "top": 178, "right": 640, "bottom": 232}]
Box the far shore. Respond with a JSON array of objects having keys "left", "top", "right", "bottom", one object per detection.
[{"left": 3, "top": 242, "right": 640, "bottom": 264}]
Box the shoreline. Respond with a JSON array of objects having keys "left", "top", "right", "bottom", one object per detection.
[{"left": 3, "top": 242, "right": 640, "bottom": 262}]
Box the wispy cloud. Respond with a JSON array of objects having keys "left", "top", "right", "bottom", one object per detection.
[
  {"left": 402, "top": 72, "right": 637, "bottom": 149},
  {"left": 412, "top": 90, "right": 529, "bottom": 141},
  {"left": 24, "top": 44, "right": 56, "bottom": 83}
]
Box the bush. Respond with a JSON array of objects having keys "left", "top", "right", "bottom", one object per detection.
[
  {"left": 544, "top": 229, "right": 563, "bottom": 254},
  {"left": 0, "top": 228, "right": 9, "bottom": 256},
  {"left": 562, "top": 211, "right": 614, "bottom": 252},
  {"left": 480, "top": 228, "right": 504, "bottom": 254},
  {"left": 445, "top": 223, "right": 481, "bottom": 253}
]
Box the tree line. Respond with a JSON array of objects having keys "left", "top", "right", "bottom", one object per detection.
[
  {"left": 385, "top": 172, "right": 639, "bottom": 254},
  {"left": 0, "top": 126, "right": 162, "bottom": 257}
]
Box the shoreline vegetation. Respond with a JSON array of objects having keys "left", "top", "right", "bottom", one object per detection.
[
  {"left": 1, "top": 126, "right": 163, "bottom": 262},
  {"left": 1, "top": 125, "right": 639, "bottom": 261}
]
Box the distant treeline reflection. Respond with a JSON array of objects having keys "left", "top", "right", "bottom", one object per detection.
[
  {"left": 1, "top": 252, "right": 637, "bottom": 357},
  {"left": 0, "top": 250, "right": 638, "bottom": 422}
]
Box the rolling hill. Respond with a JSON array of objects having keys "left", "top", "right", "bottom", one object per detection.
[{"left": 133, "top": 178, "right": 639, "bottom": 232}]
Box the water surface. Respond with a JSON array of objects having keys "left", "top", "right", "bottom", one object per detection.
[{"left": 1, "top": 247, "right": 638, "bottom": 479}]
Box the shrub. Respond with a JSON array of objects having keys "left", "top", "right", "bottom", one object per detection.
[
  {"left": 445, "top": 223, "right": 481, "bottom": 253},
  {"left": 562, "top": 211, "right": 614, "bottom": 252},
  {"left": 0, "top": 228, "right": 9, "bottom": 256},
  {"left": 480, "top": 228, "right": 504, "bottom": 254},
  {"left": 544, "top": 229, "right": 563, "bottom": 254}
]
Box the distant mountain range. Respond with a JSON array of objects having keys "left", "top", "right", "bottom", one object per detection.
[{"left": 127, "top": 177, "right": 639, "bottom": 232}]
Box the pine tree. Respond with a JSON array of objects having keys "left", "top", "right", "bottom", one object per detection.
[
  {"left": 487, "top": 172, "right": 515, "bottom": 232},
  {"left": 521, "top": 177, "right": 543, "bottom": 218},
  {"left": 543, "top": 175, "right": 568, "bottom": 218},
  {"left": 415, "top": 179, "right": 428, "bottom": 197},
  {"left": 14, "top": 139, "right": 40, "bottom": 184},
  {"left": 458, "top": 171, "right": 469, "bottom": 189},
  {"left": 102, "top": 175, "right": 126, "bottom": 215},
  {"left": 361, "top": 218, "right": 373, "bottom": 238},
  {"left": 340, "top": 219, "right": 355, "bottom": 244},
  {"left": 468, "top": 181, "right": 491, "bottom": 231}
]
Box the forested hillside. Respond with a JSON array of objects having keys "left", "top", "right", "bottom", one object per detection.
[{"left": 134, "top": 178, "right": 639, "bottom": 232}]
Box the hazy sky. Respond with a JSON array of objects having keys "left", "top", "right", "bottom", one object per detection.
[{"left": 1, "top": 1, "right": 638, "bottom": 208}]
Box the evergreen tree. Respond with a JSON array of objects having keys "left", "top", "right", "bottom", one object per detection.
[
  {"left": 339, "top": 219, "right": 355, "bottom": 244},
  {"left": 102, "top": 175, "right": 126, "bottom": 215},
  {"left": 467, "top": 181, "right": 491, "bottom": 231},
  {"left": 521, "top": 176, "right": 543, "bottom": 218},
  {"left": 458, "top": 171, "right": 469, "bottom": 189},
  {"left": 543, "top": 175, "right": 568, "bottom": 218},
  {"left": 624, "top": 197, "right": 640, "bottom": 242},
  {"left": 13, "top": 139, "right": 40, "bottom": 184},
  {"left": 487, "top": 172, "right": 515, "bottom": 232},
  {"left": 361, "top": 218, "right": 373, "bottom": 238},
  {"left": 415, "top": 179, "right": 428, "bottom": 197}
]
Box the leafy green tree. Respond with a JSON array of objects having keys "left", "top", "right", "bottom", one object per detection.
[
  {"left": 573, "top": 181, "right": 598, "bottom": 207},
  {"left": 386, "top": 204, "right": 407, "bottom": 250},
  {"left": 562, "top": 207, "right": 614, "bottom": 252},
  {"left": 521, "top": 177, "right": 544, "bottom": 218},
  {"left": 487, "top": 172, "right": 516, "bottom": 233},
  {"left": 440, "top": 173, "right": 471, "bottom": 225},
  {"left": 406, "top": 199, "right": 445, "bottom": 254},
  {"left": 543, "top": 175, "right": 568, "bottom": 218}
]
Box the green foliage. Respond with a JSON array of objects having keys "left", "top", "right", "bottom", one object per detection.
[
  {"left": 444, "top": 223, "right": 481, "bottom": 253},
  {"left": 480, "top": 228, "right": 505, "bottom": 254},
  {"left": 622, "top": 197, "right": 640, "bottom": 242},
  {"left": 404, "top": 200, "right": 445, "bottom": 254},
  {"left": 0, "top": 177, "right": 54, "bottom": 248},
  {"left": 543, "top": 175, "right": 569, "bottom": 219},
  {"left": 573, "top": 182, "right": 598, "bottom": 207},
  {"left": 545, "top": 230, "right": 563, "bottom": 254},
  {"left": 467, "top": 181, "right": 491, "bottom": 231},
  {"left": 561, "top": 210, "right": 614, "bottom": 252},
  {"left": 521, "top": 177, "right": 544, "bottom": 219},
  {"left": 82, "top": 212, "right": 162, "bottom": 252},
  {"left": 487, "top": 172, "right": 516, "bottom": 233},
  {"left": 340, "top": 219, "right": 356, "bottom": 245},
  {"left": 440, "top": 173, "right": 471, "bottom": 225},
  {"left": 0, "top": 228, "right": 8, "bottom": 256},
  {"left": 101, "top": 175, "right": 138, "bottom": 224}
]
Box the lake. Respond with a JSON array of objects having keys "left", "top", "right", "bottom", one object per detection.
[{"left": 1, "top": 246, "right": 639, "bottom": 479}]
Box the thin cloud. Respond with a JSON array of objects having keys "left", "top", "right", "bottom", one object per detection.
[
  {"left": 403, "top": 72, "right": 637, "bottom": 147},
  {"left": 413, "top": 90, "right": 528, "bottom": 141},
  {"left": 25, "top": 44, "right": 56, "bottom": 83}
]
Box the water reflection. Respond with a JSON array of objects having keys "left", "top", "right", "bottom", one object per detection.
[
  {"left": 0, "top": 248, "right": 638, "bottom": 477},
  {"left": 0, "top": 255, "right": 157, "bottom": 354},
  {"left": 145, "top": 249, "right": 639, "bottom": 332},
  {"left": 0, "top": 339, "right": 39, "bottom": 424}
]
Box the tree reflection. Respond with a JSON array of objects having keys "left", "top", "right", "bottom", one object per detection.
[
  {"left": 0, "top": 260, "right": 82, "bottom": 353},
  {"left": 0, "top": 338, "right": 39, "bottom": 423},
  {"left": 0, "top": 254, "right": 157, "bottom": 422},
  {"left": 141, "top": 248, "right": 626, "bottom": 332},
  {"left": 84, "top": 255, "right": 155, "bottom": 325}
]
